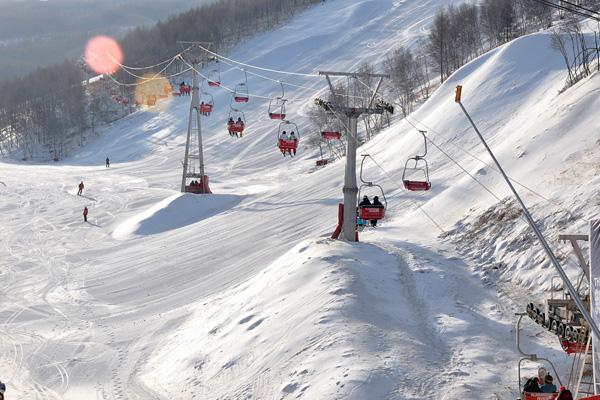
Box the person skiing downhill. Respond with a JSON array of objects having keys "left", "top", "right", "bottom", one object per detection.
[
  {"left": 106, "top": 157, "right": 110, "bottom": 168},
  {"left": 77, "top": 181, "right": 84, "bottom": 196},
  {"left": 83, "top": 206, "right": 89, "bottom": 222}
]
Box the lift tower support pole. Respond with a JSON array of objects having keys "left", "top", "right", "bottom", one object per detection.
[
  {"left": 177, "top": 41, "right": 214, "bottom": 193},
  {"left": 454, "top": 85, "right": 600, "bottom": 341},
  {"left": 318, "top": 71, "right": 389, "bottom": 242}
]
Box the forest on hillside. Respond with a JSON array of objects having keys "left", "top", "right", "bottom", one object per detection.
[
  {"left": 0, "top": 0, "right": 322, "bottom": 160},
  {"left": 2, "top": 0, "right": 600, "bottom": 162},
  {"left": 0, "top": 0, "right": 215, "bottom": 80}
]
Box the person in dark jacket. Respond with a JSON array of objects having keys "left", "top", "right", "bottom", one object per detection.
[
  {"left": 370, "top": 196, "right": 384, "bottom": 227},
  {"left": 557, "top": 387, "right": 573, "bottom": 400},
  {"left": 83, "top": 206, "right": 89, "bottom": 222},
  {"left": 77, "top": 181, "right": 84, "bottom": 196},
  {"left": 106, "top": 157, "right": 110, "bottom": 168},
  {"left": 358, "top": 195, "right": 371, "bottom": 207}
]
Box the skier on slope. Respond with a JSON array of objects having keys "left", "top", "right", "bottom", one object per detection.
[
  {"left": 77, "top": 181, "right": 84, "bottom": 196},
  {"left": 106, "top": 157, "right": 110, "bottom": 168},
  {"left": 1, "top": 377, "right": 6, "bottom": 399},
  {"left": 83, "top": 206, "right": 89, "bottom": 222}
]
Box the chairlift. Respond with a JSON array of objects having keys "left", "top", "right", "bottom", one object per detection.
[
  {"left": 321, "top": 131, "right": 342, "bottom": 140},
  {"left": 268, "top": 82, "right": 287, "bottom": 120},
  {"left": 208, "top": 68, "right": 221, "bottom": 87},
  {"left": 316, "top": 140, "right": 330, "bottom": 167},
  {"left": 233, "top": 70, "right": 249, "bottom": 103},
  {"left": 184, "top": 176, "right": 212, "bottom": 194},
  {"left": 357, "top": 154, "right": 387, "bottom": 221},
  {"left": 402, "top": 130, "right": 431, "bottom": 191},
  {"left": 277, "top": 120, "right": 300, "bottom": 154},
  {"left": 316, "top": 130, "right": 343, "bottom": 166},
  {"left": 199, "top": 89, "right": 214, "bottom": 115},
  {"left": 227, "top": 108, "right": 246, "bottom": 135}
]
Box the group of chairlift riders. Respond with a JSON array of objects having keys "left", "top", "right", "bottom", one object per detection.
[
  {"left": 522, "top": 368, "right": 573, "bottom": 399},
  {"left": 179, "top": 68, "right": 434, "bottom": 228}
]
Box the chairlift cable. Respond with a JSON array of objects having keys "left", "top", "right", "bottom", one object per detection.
[
  {"left": 326, "top": 105, "right": 446, "bottom": 233},
  {"left": 215, "top": 55, "right": 371, "bottom": 101},
  {"left": 196, "top": 43, "right": 321, "bottom": 77},
  {"left": 181, "top": 60, "right": 273, "bottom": 100},
  {"left": 405, "top": 115, "right": 590, "bottom": 223}
]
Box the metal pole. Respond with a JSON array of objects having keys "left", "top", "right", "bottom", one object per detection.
[
  {"left": 342, "top": 114, "right": 358, "bottom": 241},
  {"left": 457, "top": 94, "right": 600, "bottom": 340},
  {"left": 181, "top": 68, "right": 194, "bottom": 193},
  {"left": 191, "top": 61, "right": 206, "bottom": 192}
]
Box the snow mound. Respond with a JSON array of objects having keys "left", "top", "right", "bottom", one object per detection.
[
  {"left": 141, "top": 238, "right": 418, "bottom": 399},
  {"left": 113, "top": 193, "right": 243, "bottom": 239}
]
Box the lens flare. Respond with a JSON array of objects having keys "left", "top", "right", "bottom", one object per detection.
[
  {"left": 84, "top": 35, "right": 124, "bottom": 75},
  {"left": 134, "top": 74, "right": 173, "bottom": 110}
]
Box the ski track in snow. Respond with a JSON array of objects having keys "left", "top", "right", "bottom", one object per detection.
[{"left": 2, "top": 0, "right": 600, "bottom": 398}]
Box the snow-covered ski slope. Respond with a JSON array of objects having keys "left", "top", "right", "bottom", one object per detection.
[{"left": 2, "top": 0, "right": 600, "bottom": 398}]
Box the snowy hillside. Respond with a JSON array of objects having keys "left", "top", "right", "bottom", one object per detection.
[{"left": 1, "top": 0, "right": 599, "bottom": 399}]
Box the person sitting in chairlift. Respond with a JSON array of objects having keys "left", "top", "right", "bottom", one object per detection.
[
  {"left": 557, "top": 387, "right": 573, "bottom": 400},
  {"left": 357, "top": 195, "right": 371, "bottom": 227},
  {"left": 228, "top": 118, "right": 235, "bottom": 136},
  {"left": 359, "top": 195, "right": 371, "bottom": 207},
  {"left": 289, "top": 131, "right": 297, "bottom": 156},
  {"left": 370, "top": 195, "right": 384, "bottom": 227},
  {"left": 236, "top": 117, "right": 245, "bottom": 138},
  {"left": 372, "top": 196, "right": 383, "bottom": 208},
  {"left": 279, "top": 131, "right": 288, "bottom": 156},
  {"left": 540, "top": 374, "right": 557, "bottom": 393}
]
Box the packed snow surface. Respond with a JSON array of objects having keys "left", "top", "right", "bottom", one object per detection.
[{"left": 1, "top": 0, "right": 600, "bottom": 399}]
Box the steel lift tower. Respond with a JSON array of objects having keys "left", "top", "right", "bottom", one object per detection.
[
  {"left": 317, "top": 71, "right": 390, "bottom": 242},
  {"left": 178, "top": 41, "right": 214, "bottom": 194}
]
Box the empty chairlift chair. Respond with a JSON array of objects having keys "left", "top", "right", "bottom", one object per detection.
[
  {"left": 316, "top": 130, "right": 343, "bottom": 166},
  {"left": 234, "top": 83, "right": 249, "bottom": 103},
  {"left": 233, "top": 71, "right": 249, "bottom": 103},
  {"left": 402, "top": 130, "right": 431, "bottom": 191},
  {"left": 208, "top": 68, "right": 221, "bottom": 87},
  {"left": 268, "top": 82, "right": 287, "bottom": 120}
]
